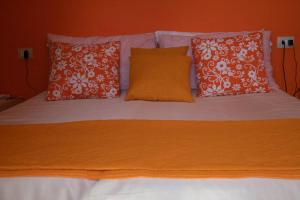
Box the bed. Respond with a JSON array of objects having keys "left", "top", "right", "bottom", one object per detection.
[
  {"left": 1, "top": 29, "right": 300, "bottom": 200},
  {"left": 0, "top": 89, "right": 300, "bottom": 200}
]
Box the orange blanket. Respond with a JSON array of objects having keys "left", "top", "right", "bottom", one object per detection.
[{"left": 0, "top": 119, "right": 300, "bottom": 179}]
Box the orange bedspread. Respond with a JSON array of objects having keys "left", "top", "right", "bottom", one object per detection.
[{"left": 0, "top": 119, "right": 300, "bottom": 179}]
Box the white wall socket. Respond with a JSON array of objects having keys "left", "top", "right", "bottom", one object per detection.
[
  {"left": 277, "top": 36, "right": 294, "bottom": 48},
  {"left": 18, "top": 48, "right": 33, "bottom": 60}
]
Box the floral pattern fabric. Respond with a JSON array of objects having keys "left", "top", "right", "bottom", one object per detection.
[
  {"left": 47, "top": 41, "right": 121, "bottom": 101},
  {"left": 191, "top": 32, "right": 270, "bottom": 97}
]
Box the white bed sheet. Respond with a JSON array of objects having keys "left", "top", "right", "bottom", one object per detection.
[
  {"left": 0, "top": 89, "right": 300, "bottom": 124},
  {"left": 0, "top": 89, "right": 300, "bottom": 200},
  {"left": 1, "top": 177, "right": 300, "bottom": 200}
]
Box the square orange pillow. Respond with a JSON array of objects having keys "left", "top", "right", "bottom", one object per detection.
[
  {"left": 47, "top": 41, "right": 121, "bottom": 101},
  {"left": 126, "top": 55, "right": 193, "bottom": 102},
  {"left": 191, "top": 32, "right": 270, "bottom": 97}
]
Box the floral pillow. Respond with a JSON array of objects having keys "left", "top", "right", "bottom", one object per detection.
[
  {"left": 191, "top": 32, "right": 270, "bottom": 97},
  {"left": 47, "top": 41, "right": 121, "bottom": 101}
]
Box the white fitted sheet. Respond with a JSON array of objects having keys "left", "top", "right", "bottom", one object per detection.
[{"left": 0, "top": 89, "right": 300, "bottom": 200}]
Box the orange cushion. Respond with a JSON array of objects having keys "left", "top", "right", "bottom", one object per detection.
[
  {"left": 126, "top": 55, "right": 193, "bottom": 102},
  {"left": 47, "top": 41, "right": 121, "bottom": 101},
  {"left": 191, "top": 32, "right": 270, "bottom": 97},
  {"left": 131, "top": 46, "right": 188, "bottom": 56}
]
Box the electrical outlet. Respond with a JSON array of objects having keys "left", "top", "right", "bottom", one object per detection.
[
  {"left": 18, "top": 48, "right": 33, "bottom": 60},
  {"left": 277, "top": 36, "right": 294, "bottom": 48}
]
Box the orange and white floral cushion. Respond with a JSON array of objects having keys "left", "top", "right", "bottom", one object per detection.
[
  {"left": 47, "top": 41, "right": 121, "bottom": 101},
  {"left": 191, "top": 32, "right": 270, "bottom": 97}
]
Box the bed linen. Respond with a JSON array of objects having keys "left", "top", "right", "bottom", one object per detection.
[
  {"left": 1, "top": 177, "right": 300, "bottom": 200},
  {"left": 1, "top": 119, "right": 300, "bottom": 179},
  {"left": 0, "top": 89, "right": 300, "bottom": 125},
  {"left": 0, "top": 89, "right": 300, "bottom": 200}
]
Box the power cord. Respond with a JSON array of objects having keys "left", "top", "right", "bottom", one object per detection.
[
  {"left": 25, "top": 60, "right": 37, "bottom": 94},
  {"left": 281, "top": 42, "right": 287, "bottom": 92}
]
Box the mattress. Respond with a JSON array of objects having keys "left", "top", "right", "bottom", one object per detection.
[{"left": 0, "top": 89, "right": 300, "bottom": 200}]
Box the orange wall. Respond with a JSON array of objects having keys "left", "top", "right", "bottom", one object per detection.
[{"left": 0, "top": 0, "right": 299, "bottom": 98}]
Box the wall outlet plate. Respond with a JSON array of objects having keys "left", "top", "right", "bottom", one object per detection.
[
  {"left": 18, "top": 48, "right": 33, "bottom": 60},
  {"left": 277, "top": 36, "right": 294, "bottom": 48}
]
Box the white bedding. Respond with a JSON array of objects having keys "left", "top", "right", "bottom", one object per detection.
[
  {"left": 1, "top": 177, "right": 300, "bottom": 200},
  {"left": 0, "top": 89, "right": 300, "bottom": 200},
  {"left": 1, "top": 89, "right": 300, "bottom": 124}
]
